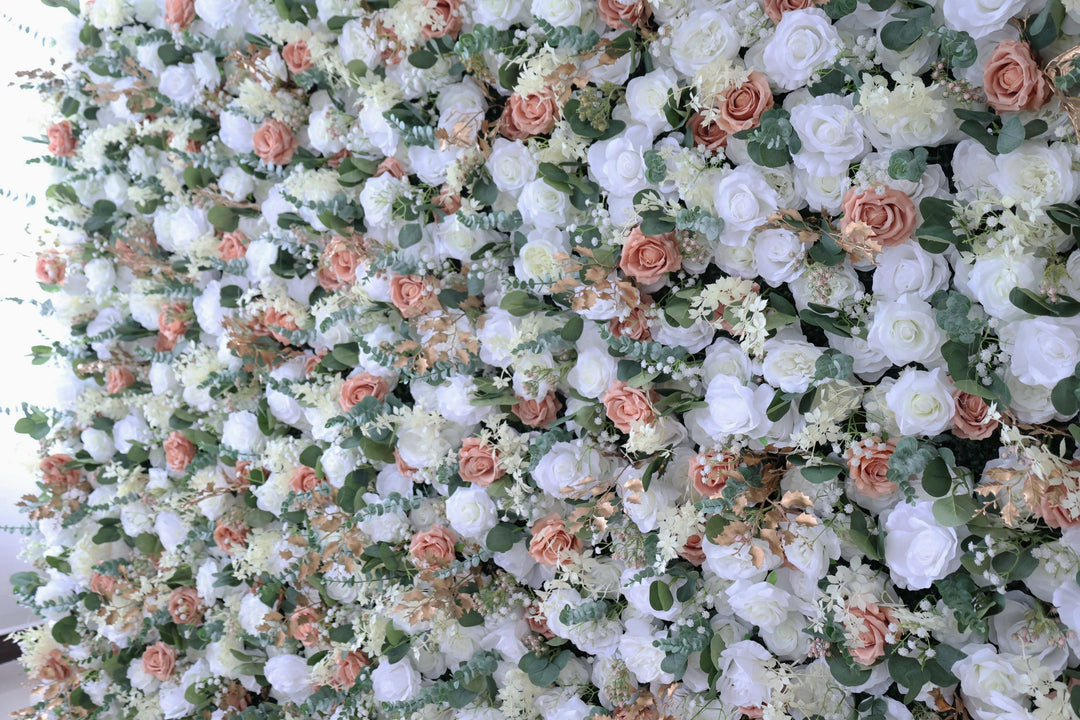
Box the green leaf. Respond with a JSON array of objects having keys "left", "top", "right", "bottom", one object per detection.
[
  {"left": 827, "top": 652, "right": 872, "bottom": 686},
  {"left": 643, "top": 149, "right": 666, "bottom": 183},
  {"left": 407, "top": 48, "right": 437, "bottom": 69},
  {"left": 888, "top": 147, "right": 928, "bottom": 182},
  {"left": 1052, "top": 376, "right": 1080, "bottom": 416},
  {"left": 208, "top": 206, "right": 239, "bottom": 232},
  {"left": 299, "top": 445, "right": 323, "bottom": 468},
  {"left": 996, "top": 114, "right": 1026, "bottom": 155},
  {"left": 880, "top": 5, "right": 932, "bottom": 51},
  {"left": 561, "top": 316, "right": 584, "bottom": 342},
  {"left": 649, "top": 580, "right": 674, "bottom": 612},
  {"left": 486, "top": 522, "right": 524, "bottom": 553},
  {"left": 1028, "top": 0, "right": 1064, "bottom": 51},
  {"left": 399, "top": 223, "right": 422, "bottom": 248},
  {"left": 932, "top": 493, "right": 979, "bottom": 527},
  {"left": 889, "top": 653, "right": 928, "bottom": 697},
  {"left": 921, "top": 456, "right": 952, "bottom": 497},
  {"left": 814, "top": 349, "right": 854, "bottom": 381},
  {"left": 1009, "top": 287, "right": 1080, "bottom": 317},
  {"left": 51, "top": 615, "right": 80, "bottom": 645},
  {"left": 802, "top": 464, "right": 842, "bottom": 483},
  {"left": 822, "top": 0, "right": 857, "bottom": 19}
]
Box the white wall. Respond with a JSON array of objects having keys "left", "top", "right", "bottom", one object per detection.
[{"left": 0, "top": 3, "right": 75, "bottom": 635}]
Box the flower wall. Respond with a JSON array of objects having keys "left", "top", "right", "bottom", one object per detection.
[{"left": 14, "top": 0, "right": 1080, "bottom": 719}]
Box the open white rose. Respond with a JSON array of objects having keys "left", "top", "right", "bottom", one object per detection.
[
  {"left": 951, "top": 644, "right": 1032, "bottom": 720},
  {"left": 942, "top": 0, "right": 1026, "bottom": 38},
  {"left": 587, "top": 123, "right": 653, "bottom": 198},
  {"left": 866, "top": 295, "right": 944, "bottom": 368},
  {"left": 990, "top": 142, "right": 1079, "bottom": 216},
  {"left": 703, "top": 374, "right": 773, "bottom": 438},
  {"left": 885, "top": 367, "right": 954, "bottom": 436},
  {"left": 726, "top": 579, "right": 795, "bottom": 633},
  {"left": 264, "top": 655, "right": 313, "bottom": 704},
  {"left": 532, "top": 440, "right": 606, "bottom": 498},
  {"left": 761, "top": 9, "right": 840, "bottom": 91},
  {"left": 488, "top": 138, "right": 537, "bottom": 194},
  {"left": 625, "top": 69, "right": 678, "bottom": 136},
  {"left": 754, "top": 228, "right": 806, "bottom": 287},
  {"left": 667, "top": 10, "right": 739, "bottom": 77},
  {"left": 445, "top": 485, "right": 498, "bottom": 541},
  {"left": 762, "top": 337, "right": 822, "bottom": 393},
  {"left": 789, "top": 93, "right": 867, "bottom": 177},
  {"left": 713, "top": 165, "right": 779, "bottom": 242},
  {"left": 717, "top": 641, "right": 775, "bottom": 710},
  {"left": 1008, "top": 317, "right": 1080, "bottom": 388},
  {"left": 883, "top": 501, "right": 962, "bottom": 590},
  {"left": 371, "top": 658, "right": 421, "bottom": 703},
  {"left": 872, "top": 243, "right": 950, "bottom": 300}
]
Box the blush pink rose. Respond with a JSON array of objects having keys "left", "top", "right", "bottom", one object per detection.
[
  {"left": 318, "top": 236, "right": 363, "bottom": 291},
  {"left": 164, "top": 0, "right": 196, "bottom": 28},
  {"left": 983, "top": 40, "right": 1052, "bottom": 114},
  {"left": 339, "top": 373, "right": 390, "bottom": 411},
  {"left": 602, "top": 380, "right": 656, "bottom": 433},
  {"left": 106, "top": 367, "right": 135, "bottom": 394},
  {"left": 261, "top": 307, "right": 300, "bottom": 345},
  {"left": 282, "top": 41, "right": 314, "bottom": 74},
  {"left": 421, "top": 0, "right": 464, "bottom": 39},
  {"left": 458, "top": 437, "right": 505, "bottom": 487},
  {"left": 688, "top": 112, "right": 728, "bottom": 151},
  {"left": 157, "top": 301, "right": 190, "bottom": 351},
  {"left": 47, "top": 121, "right": 76, "bottom": 158},
  {"left": 716, "top": 72, "right": 774, "bottom": 134},
  {"left": 375, "top": 157, "right": 406, "bottom": 178},
  {"left": 597, "top": 0, "right": 651, "bottom": 28},
  {"left": 168, "top": 586, "right": 203, "bottom": 625},
  {"left": 41, "top": 454, "right": 80, "bottom": 489},
  {"left": 840, "top": 185, "right": 917, "bottom": 248},
  {"left": 253, "top": 118, "right": 298, "bottom": 166},
  {"left": 500, "top": 90, "right": 559, "bottom": 141},
  {"left": 36, "top": 251, "right": 66, "bottom": 284},
  {"left": 38, "top": 650, "right": 73, "bottom": 684},
  {"left": 409, "top": 525, "right": 458, "bottom": 567},
  {"left": 289, "top": 466, "right": 320, "bottom": 493},
  {"left": 844, "top": 437, "right": 899, "bottom": 499},
  {"left": 213, "top": 518, "right": 248, "bottom": 554},
  {"left": 164, "top": 431, "right": 197, "bottom": 473},
  {"left": 389, "top": 274, "right": 439, "bottom": 319},
  {"left": 90, "top": 573, "right": 117, "bottom": 598},
  {"left": 678, "top": 533, "right": 706, "bottom": 566},
  {"left": 763, "top": 0, "right": 820, "bottom": 23},
  {"left": 288, "top": 606, "right": 322, "bottom": 646},
  {"left": 951, "top": 391, "right": 998, "bottom": 440},
  {"left": 689, "top": 452, "right": 740, "bottom": 499},
  {"left": 619, "top": 227, "right": 682, "bottom": 285},
  {"left": 512, "top": 392, "right": 562, "bottom": 428},
  {"left": 329, "top": 650, "right": 370, "bottom": 690},
  {"left": 528, "top": 513, "right": 582, "bottom": 566},
  {"left": 142, "top": 643, "right": 177, "bottom": 681},
  {"left": 219, "top": 231, "right": 248, "bottom": 260},
  {"left": 1035, "top": 486, "right": 1080, "bottom": 528},
  {"left": 847, "top": 603, "right": 895, "bottom": 666}
]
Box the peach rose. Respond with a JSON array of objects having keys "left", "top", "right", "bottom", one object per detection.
[
  {"left": 288, "top": 607, "right": 322, "bottom": 646},
  {"left": 36, "top": 251, "right": 66, "bottom": 285},
  {"left": 304, "top": 351, "right": 327, "bottom": 376},
  {"left": 716, "top": 72, "right": 774, "bottom": 134},
  {"left": 613, "top": 701, "right": 660, "bottom": 720},
  {"left": 164, "top": 0, "right": 196, "bottom": 28},
  {"left": 38, "top": 649, "right": 73, "bottom": 684},
  {"left": 290, "top": 466, "right": 320, "bottom": 493},
  {"left": 528, "top": 513, "right": 582, "bottom": 566},
  {"left": 318, "top": 236, "right": 363, "bottom": 290},
  {"left": 158, "top": 301, "right": 190, "bottom": 351},
  {"left": 142, "top": 642, "right": 177, "bottom": 681},
  {"left": 221, "top": 683, "right": 251, "bottom": 711},
  {"left": 421, "top": 0, "right": 463, "bottom": 39},
  {"left": 106, "top": 367, "right": 135, "bottom": 394},
  {"left": 1035, "top": 486, "right": 1080, "bottom": 528},
  {"left": 678, "top": 533, "right": 706, "bottom": 566},
  {"left": 619, "top": 227, "right": 682, "bottom": 285},
  {"left": 512, "top": 391, "right": 562, "bottom": 428},
  {"left": 394, "top": 448, "right": 418, "bottom": 477},
  {"left": 602, "top": 380, "right": 656, "bottom": 433},
  {"left": 90, "top": 572, "right": 116, "bottom": 598},
  {"left": 219, "top": 230, "right": 248, "bottom": 260},
  {"left": 434, "top": 184, "right": 462, "bottom": 216},
  {"left": 609, "top": 295, "right": 653, "bottom": 341},
  {"left": 840, "top": 186, "right": 917, "bottom": 248},
  {"left": 952, "top": 391, "right": 998, "bottom": 440},
  {"left": 164, "top": 431, "right": 197, "bottom": 473},
  {"left": 213, "top": 518, "right": 249, "bottom": 554},
  {"left": 597, "top": 0, "right": 651, "bottom": 28},
  {"left": 458, "top": 437, "right": 505, "bottom": 487},
  {"left": 282, "top": 41, "right": 314, "bottom": 74},
  {"left": 330, "top": 650, "right": 370, "bottom": 690},
  {"left": 410, "top": 525, "right": 458, "bottom": 566},
  {"left": 688, "top": 112, "right": 728, "bottom": 151},
  {"left": 983, "top": 40, "right": 1052, "bottom": 114},
  {"left": 524, "top": 608, "right": 555, "bottom": 638},
  {"left": 389, "top": 274, "right": 439, "bottom": 318},
  {"left": 253, "top": 118, "right": 299, "bottom": 166},
  {"left": 339, "top": 373, "right": 390, "bottom": 411},
  {"left": 847, "top": 602, "right": 895, "bottom": 666},
  {"left": 232, "top": 461, "right": 253, "bottom": 491},
  {"left": 689, "top": 452, "right": 741, "bottom": 499},
  {"left": 844, "top": 437, "right": 899, "bottom": 499},
  {"left": 41, "top": 454, "right": 80, "bottom": 489},
  {"left": 262, "top": 307, "right": 300, "bottom": 345},
  {"left": 47, "top": 121, "right": 76, "bottom": 158},
  {"left": 375, "top": 157, "right": 406, "bottom": 178},
  {"left": 168, "top": 586, "right": 203, "bottom": 625},
  {"left": 763, "top": 0, "right": 819, "bottom": 23},
  {"left": 500, "top": 90, "right": 560, "bottom": 141}
]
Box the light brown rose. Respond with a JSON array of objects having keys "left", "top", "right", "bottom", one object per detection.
[
  {"left": 528, "top": 513, "right": 582, "bottom": 566},
  {"left": 688, "top": 112, "right": 728, "bottom": 151},
  {"left": 1036, "top": 486, "right": 1080, "bottom": 528},
  {"left": 261, "top": 307, "right": 300, "bottom": 345},
  {"left": 609, "top": 294, "right": 653, "bottom": 341},
  {"left": 847, "top": 602, "right": 895, "bottom": 666},
  {"left": 597, "top": 0, "right": 651, "bottom": 29},
  {"left": 106, "top": 367, "right": 135, "bottom": 394},
  {"left": 524, "top": 608, "right": 555, "bottom": 638},
  {"left": 219, "top": 231, "right": 248, "bottom": 260},
  {"left": 512, "top": 392, "right": 562, "bottom": 428},
  {"left": 689, "top": 452, "right": 741, "bottom": 499},
  {"left": 142, "top": 642, "right": 177, "bottom": 681},
  {"left": 844, "top": 437, "right": 899, "bottom": 499},
  {"left": 339, "top": 373, "right": 390, "bottom": 412},
  {"left": 318, "top": 236, "right": 363, "bottom": 291},
  {"left": 500, "top": 90, "right": 560, "bottom": 141},
  {"left": 288, "top": 606, "right": 322, "bottom": 646},
  {"left": 421, "top": 0, "right": 464, "bottom": 39},
  {"left": 290, "top": 466, "right": 320, "bottom": 493},
  {"left": 410, "top": 525, "right": 458, "bottom": 566},
  {"left": 330, "top": 650, "right": 370, "bottom": 690},
  {"left": 619, "top": 227, "right": 682, "bottom": 285},
  {"left": 601, "top": 380, "right": 656, "bottom": 433},
  {"left": 389, "top": 274, "right": 439, "bottom": 319},
  {"left": 840, "top": 185, "right": 917, "bottom": 248},
  {"left": 434, "top": 184, "right": 462, "bottom": 216},
  {"left": 952, "top": 391, "right": 998, "bottom": 440},
  {"left": 213, "top": 518, "right": 249, "bottom": 554},
  {"left": 90, "top": 572, "right": 116, "bottom": 598},
  {"left": 168, "top": 586, "right": 203, "bottom": 625},
  {"left": 983, "top": 40, "right": 1052, "bottom": 114},
  {"left": 458, "top": 437, "right": 505, "bottom": 487},
  {"left": 763, "top": 0, "right": 820, "bottom": 23},
  {"left": 36, "top": 251, "right": 66, "bottom": 285},
  {"left": 253, "top": 118, "right": 299, "bottom": 166},
  {"left": 716, "top": 72, "right": 774, "bottom": 134},
  {"left": 41, "top": 454, "right": 80, "bottom": 489},
  {"left": 38, "top": 649, "right": 73, "bottom": 684},
  {"left": 164, "top": 0, "right": 196, "bottom": 28},
  {"left": 48, "top": 121, "right": 77, "bottom": 158},
  {"left": 677, "top": 533, "right": 706, "bottom": 566},
  {"left": 164, "top": 431, "right": 197, "bottom": 473},
  {"left": 375, "top": 157, "right": 406, "bottom": 178},
  {"left": 282, "top": 41, "right": 314, "bottom": 74},
  {"left": 157, "top": 301, "right": 190, "bottom": 351}
]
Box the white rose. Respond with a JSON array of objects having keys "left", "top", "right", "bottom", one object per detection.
[
  {"left": 518, "top": 178, "right": 570, "bottom": 229},
  {"left": 445, "top": 485, "right": 498, "bottom": 541},
  {"left": 762, "top": 337, "right": 823, "bottom": 393},
  {"left": 717, "top": 641, "right": 774, "bottom": 709},
  {"left": 194, "top": 0, "right": 246, "bottom": 29},
  {"left": 472, "top": 0, "right": 526, "bottom": 27},
  {"left": 477, "top": 308, "right": 519, "bottom": 368},
  {"left": 113, "top": 412, "right": 151, "bottom": 453},
  {"left": 885, "top": 367, "right": 955, "bottom": 437},
  {"left": 700, "top": 338, "right": 752, "bottom": 385},
  {"left": 514, "top": 227, "right": 569, "bottom": 285},
  {"left": 649, "top": 317, "right": 716, "bottom": 354},
  {"left": 1052, "top": 581, "right": 1080, "bottom": 639},
  {"left": 951, "top": 644, "right": 1030, "bottom": 720},
  {"left": 532, "top": 441, "right": 605, "bottom": 498},
  {"left": 726, "top": 580, "right": 795, "bottom": 633},
  {"left": 618, "top": 618, "right": 669, "bottom": 684},
  {"left": 158, "top": 64, "right": 199, "bottom": 106},
  {"left": 866, "top": 295, "right": 944, "bottom": 367},
  {"left": 530, "top": 0, "right": 586, "bottom": 25},
  {"left": 81, "top": 427, "right": 116, "bottom": 462},
  {"left": 1004, "top": 369, "right": 1057, "bottom": 424},
  {"left": 625, "top": 69, "right": 679, "bottom": 136},
  {"left": 155, "top": 511, "right": 188, "bottom": 553},
  {"left": 264, "top": 655, "right": 313, "bottom": 704},
  {"left": 371, "top": 659, "right": 421, "bottom": 703},
  {"left": 221, "top": 411, "right": 266, "bottom": 454},
  {"left": 587, "top": 124, "right": 653, "bottom": 198},
  {"left": 883, "top": 501, "right": 962, "bottom": 590},
  {"left": 434, "top": 375, "right": 491, "bottom": 427},
  {"left": 754, "top": 228, "right": 805, "bottom": 286},
  {"left": 872, "top": 243, "right": 950, "bottom": 300},
  {"left": 668, "top": 10, "right": 740, "bottom": 77},
  {"left": 356, "top": 493, "right": 410, "bottom": 542},
  {"left": 1008, "top": 317, "right": 1080, "bottom": 387},
  {"left": 568, "top": 346, "right": 618, "bottom": 399},
  {"left": 942, "top": 0, "right": 1026, "bottom": 38},
  {"left": 703, "top": 536, "right": 780, "bottom": 582},
  {"left": 761, "top": 9, "right": 840, "bottom": 91},
  {"left": 990, "top": 142, "right": 1078, "bottom": 214},
  {"left": 789, "top": 94, "right": 867, "bottom": 177},
  {"left": 488, "top": 139, "right": 537, "bottom": 194},
  {"left": 713, "top": 165, "right": 779, "bottom": 242},
  {"left": 703, "top": 375, "right": 773, "bottom": 438},
  {"left": 238, "top": 593, "right": 272, "bottom": 635},
  {"left": 991, "top": 592, "right": 1068, "bottom": 672},
  {"left": 858, "top": 76, "right": 958, "bottom": 151},
  {"left": 396, "top": 420, "right": 453, "bottom": 470},
  {"left": 798, "top": 167, "right": 850, "bottom": 213},
  {"left": 84, "top": 258, "right": 116, "bottom": 298}
]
